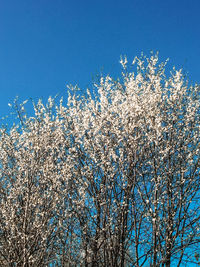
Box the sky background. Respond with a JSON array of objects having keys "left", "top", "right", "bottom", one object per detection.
[
  {"left": 0, "top": 0, "right": 200, "bottom": 118},
  {"left": 0, "top": 1, "right": 200, "bottom": 265}
]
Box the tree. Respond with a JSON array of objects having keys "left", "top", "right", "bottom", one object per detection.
[{"left": 0, "top": 53, "right": 199, "bottom": 266}]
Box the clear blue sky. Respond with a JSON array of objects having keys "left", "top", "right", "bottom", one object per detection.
[{"left": 0, "top": 0, "right": 200, "bottom": 118}]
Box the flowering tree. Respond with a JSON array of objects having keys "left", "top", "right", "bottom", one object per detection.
[{"left": 0, "top": 54, "right": 199, "bottom": 266}]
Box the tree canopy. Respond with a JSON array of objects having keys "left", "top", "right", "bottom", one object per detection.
[{"left": 0, "top": 54, "right": 200, "bottom": 266}]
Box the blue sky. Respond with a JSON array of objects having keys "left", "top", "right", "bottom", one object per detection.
[
  {"left": 0, "top": 1, "right": 200, "bottom": 265},
  {"left": 0, "top": 0, "right": 200, "bottom": 118}
]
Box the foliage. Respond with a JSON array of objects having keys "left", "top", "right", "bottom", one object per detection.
[{"left": 0, "top": 54, "right": 200, "bottom": 266}]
